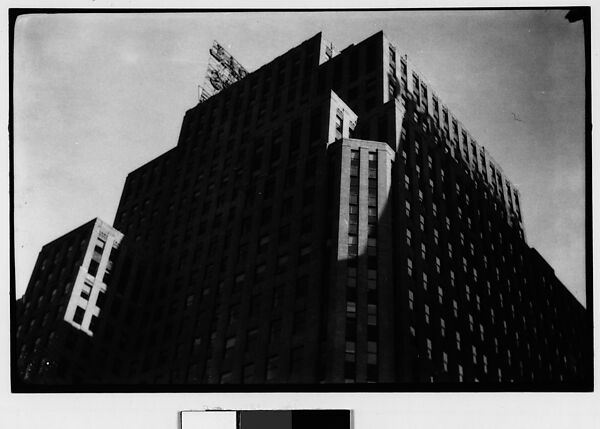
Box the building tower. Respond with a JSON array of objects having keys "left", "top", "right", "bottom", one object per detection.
[{"left": 14, "top": 31, "right": 589, "bottom": 388}]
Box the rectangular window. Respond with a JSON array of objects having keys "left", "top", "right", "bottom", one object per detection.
[
  {"left": 299, "top": 244, "right": 311, "bottom": 264},
  {"left": 276, "top": 254, "right": 289, "bottom": 273},
  {"left": 367, "top": 341, "right": 378, "bottom": 365},
  {"left": 335, "top": 113, "right": 343, "bottom": 140},
  {"left": 88, "top": 259, "right": 99, "bottom": 277},
  {"left": 345, "top": 340, "right": 356, "bottom": 362},
  {"left": 266, "top": 355, "right": 279, "bottom": 381},
  {"left": 73, "top": 306, "right": 85, "bottom": 324},
  {"left": 346, "top": 301, "right": 357, "bottom": 319},
  {"left": 367, "top": 304, "right": 377, "bottom": 325},
  {"left": 367, "top": 269, "right": 377, "bottom": 290},
  {"left": 367, "top": 237, "right": 377, "bottom": 256},
  {"left": 269, "top": 319, "right": 281, "bottom": 343},
  {"left": 293, "top": 309, "right": 306, "bottom": 334}
]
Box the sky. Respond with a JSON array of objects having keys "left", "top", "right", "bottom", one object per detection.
[{"left": 13, "top": 10, "right": 587, "bottom": 306}]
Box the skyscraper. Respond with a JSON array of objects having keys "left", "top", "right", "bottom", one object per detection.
[{"left": 14, "top": 30, "right": 590, "bottom": 389}]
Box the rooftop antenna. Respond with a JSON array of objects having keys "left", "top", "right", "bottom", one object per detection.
[{"left": 199, "top": 40, "right": 249, "bottom": 102}]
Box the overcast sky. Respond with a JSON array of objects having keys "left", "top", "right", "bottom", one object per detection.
[{"left": 13, "top": 10, "right": 586, "bottom": 305}]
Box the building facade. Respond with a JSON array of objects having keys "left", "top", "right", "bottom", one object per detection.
[{"left": 14, "top": 31, "right": 590, "bottom": 389}]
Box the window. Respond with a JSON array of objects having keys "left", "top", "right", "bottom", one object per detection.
[
  {"left": 348, "top": 266, "right": 358, "bottom": 288},
  {"left": 458, "top": 364, "right": 464, "bottom": 382},
  {"left": 243, "top": 363, "right": 255, "bottom": 383},
  {"left": 408, "top": 290, "right": 414, "bottom": 310},
  {"left": 269, "top": 319, "right": 281, "bottom": 343},
  {"left": 368, "top": 237, "right": 377, "bottom": 256},
  {"left": 367, "top": 269, "right": 377, "bottom": 290},
  {"left": 299, "top": 244, "right": 311, "bottom": 263},
  {"left": 255, "top": 264, "right": 267, "bottom": 283},
  {"left": 272, "top": 288, "right": 283, "bottom": 309},
  {"left": 88, "top": 259, "right": 99, "bottom": 277},
  {"left": 346, "top": 301, "right": 357, "bottom": 319},
  {"left": 224, "top": 337, "right": 236, "bottom": 360},
  {"left": 406, "top": 228, "right": 412, "bottom": 247},
  {"left": 335, "top": 113, "right": 343, "bottom": 139},
  {"left": 73, "top": 306, "right": 85, "bottom": 324},
  {"left": 258, "top": 235, "right": 270, "bottom": 254},
  {"left": 345, "top": 340, "right": 356, "bottom": 362},
  {"left": 276, "top": 254, "right": 289, "bottom": 273},
  {"left": 368, "top": 207, "right": 377, "bottom": 224},
  {"left": 266, "top": 355, "right": 279, "bottom": 381},
  {"left": 443, "top": 352, "right": 448, "bottom": 372},
  {"left": 279, "top": 224, "right": 290, "bottom": 243},
  {"left": 405, "top": 201, "right": 411, "bottom": 218},
  {"left": 426, "top": 338, "right": 432, "bottom": 359},
  {"left": 293, "top": 309, "right": 306, "bottom": 334},
  {"left": 348, "top": 235, "right": 358, "bottom": 257},
  {"left": 424, "top": 304, "right": 430, "bottom": 324},
  {"left": 81, "top": 283, "right": 92, "bottom": 300},
  {"left": 291, "top": 346, "right": 304, "bottom": 373},
  {"left": 367, "top": 341, "right": 378, "bottom": 365},
  {"left": 96, "top": 290, "right": 106, "bottom": 308},
  {"left": 407, "top": 258, "right": 413, "bottom": 277},
  {"left": 367, "top": 304, "right": 377, "bottom": 325}
]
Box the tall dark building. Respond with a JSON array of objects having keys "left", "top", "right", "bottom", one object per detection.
[{"left": 14, "top": 31, "right": 590, "bottom": 389}]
